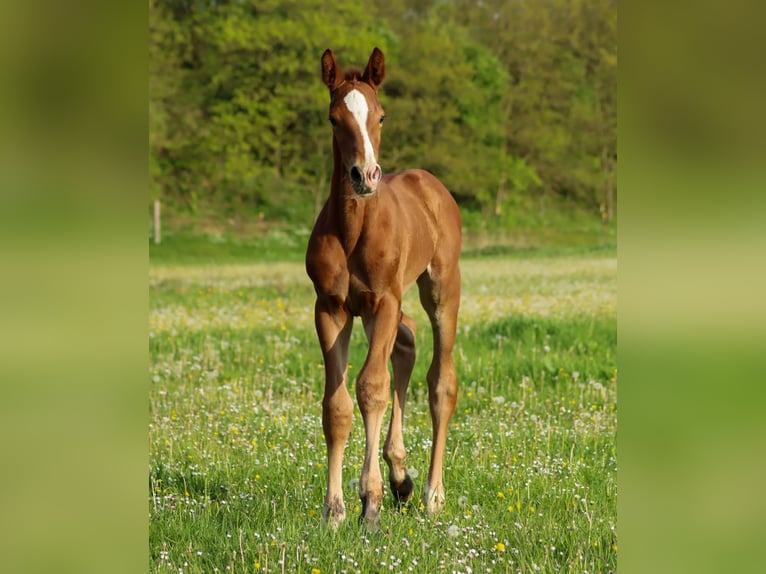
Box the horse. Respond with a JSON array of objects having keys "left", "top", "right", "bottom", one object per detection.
[{"left": 305, "top": 47, "right": 462, "bottom": 529}]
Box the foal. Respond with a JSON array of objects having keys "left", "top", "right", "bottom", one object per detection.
[{"left": 306, "top": 47, "right": 461, "bottom": 528}]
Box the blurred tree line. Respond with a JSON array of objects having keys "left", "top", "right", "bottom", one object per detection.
[{"left": 150, "top": 0, "right": 615, "bottom": 229}]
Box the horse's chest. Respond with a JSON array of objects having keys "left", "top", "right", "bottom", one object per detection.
[{"left": 344, "top": 256, "right": 398, "bottom": 316}]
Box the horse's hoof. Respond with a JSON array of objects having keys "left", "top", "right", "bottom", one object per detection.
[
  {"left": 390, "top": 474, "right": 414, "bottom": 506},
  {"left": 323, "top": 499, "right": 346, "bottom": 529},
  {"left": 423, "top": 485, "right": 445, "bottom": 515},
  {"left": 359, "top": 494, "right": 382, "bottom": 530},
  {"left": 358, "top": 511, "right": 381, "bottom": 532}
]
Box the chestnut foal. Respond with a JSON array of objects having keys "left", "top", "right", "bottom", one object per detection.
[{"left": 306, "top": 47, "right": 461, "bottom": 528}]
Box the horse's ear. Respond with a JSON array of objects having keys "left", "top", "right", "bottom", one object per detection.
[
  {"left": 321, "top": 49, "right": 343, "bottom": 91},
  {"left": 362, "top": 47, "right": 385, "bottom": 91}
]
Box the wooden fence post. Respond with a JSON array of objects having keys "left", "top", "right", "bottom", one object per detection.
[{"left": 153, "top": 200, "right": 161, "bottom": 245}]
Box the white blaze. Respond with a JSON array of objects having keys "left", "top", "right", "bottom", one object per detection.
[{"left": 343, "top": 89, "right": 376, "bottom": 168}]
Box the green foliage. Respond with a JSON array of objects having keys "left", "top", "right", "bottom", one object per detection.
[{"left": 150, "top": 0, "right": 616, "bottom": 226}]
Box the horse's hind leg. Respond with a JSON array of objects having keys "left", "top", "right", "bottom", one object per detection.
[
  {"left": 418, "top": 263, "right": 461, "bottom": 514},
  {"left": 383, "top": 313, "right": 416, "bottom": 505}
]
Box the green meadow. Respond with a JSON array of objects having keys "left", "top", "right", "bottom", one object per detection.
[{"left": 149, "top": 251, "right": 616, "bottom": 573}]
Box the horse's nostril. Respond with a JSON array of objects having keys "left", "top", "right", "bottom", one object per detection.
[
  {"left": 369, "top": 165, "right": 381, "bottom": 184},
  {"left": 350, "top": 166, "right": 363, "bottom": 184}
]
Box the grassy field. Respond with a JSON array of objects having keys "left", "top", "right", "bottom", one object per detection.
[{"left": 149, "top": 252, "right": 617, "bottom": 573}]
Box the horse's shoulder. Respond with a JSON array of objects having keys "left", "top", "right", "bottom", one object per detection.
[{"left": 306, "top": 218, "right": 349, "bottom": 286}]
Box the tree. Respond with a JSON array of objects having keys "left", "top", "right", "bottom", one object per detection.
[{"left": 149, "top": 0, "right": 616, "bottom": 226}]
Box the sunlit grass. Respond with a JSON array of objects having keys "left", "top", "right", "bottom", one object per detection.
[{"left": 149, "top": 254, "right": 616, "bottom": 573}]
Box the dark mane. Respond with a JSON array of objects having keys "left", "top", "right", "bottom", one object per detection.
[{"left": 344, "top": 67, "right": 363, "bottom": 81}]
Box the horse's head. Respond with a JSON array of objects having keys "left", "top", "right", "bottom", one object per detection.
[{"left": 321, "top": 47, "right": 386, "bottom": 196}]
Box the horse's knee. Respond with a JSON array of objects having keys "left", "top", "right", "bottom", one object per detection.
[
  {"left": 323, "top": 390, "right": 353, "bottom": 416},
  {"left": 428, "top": 366, "right": 457, "bottom": 401},
  {"left": 322, "top": 391, "right": 353, "bottom": 438},
  {"left": 355, "top": 370, "right": 390, "bottom": 414}
]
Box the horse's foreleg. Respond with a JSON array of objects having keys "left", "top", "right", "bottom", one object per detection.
[
  {"left": 315, "top": 296, "right": 353, "bottom": 528},
  {"left": 357, "top": 295, "right": 400, "bottom": 528},
  {"left": 418, "top": 266, "right": 461, "bottom": 514},
  {"left": 383, "top": 313, "right": 416, "bottom": 505}
]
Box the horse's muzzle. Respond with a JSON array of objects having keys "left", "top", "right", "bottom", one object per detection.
[{"left": 350, "top": 163, "right": 382, "bottom": 196}]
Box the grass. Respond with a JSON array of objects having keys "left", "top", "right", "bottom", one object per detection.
[
  {"left": 149, "top": 253, "right": 616, "bottom": 573},
  {"left": 148, "top": 204, "right": 616, "bottom": 265},
  {"left": 149, "top": 226, "right": 311, "bottom": 264}
]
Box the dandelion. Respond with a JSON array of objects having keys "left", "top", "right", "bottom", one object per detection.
[
  {"left": 311, "top": 569, "right": 321, "bottom": 574},
  {"left": 495, "top": 542, "right": 506, "bottom": 552},
  {"left": 497, "top": 492, "right": 504, "bottom": 498},
  {"left": 446, "top": 524, "right": 460, "bottom": 538}
]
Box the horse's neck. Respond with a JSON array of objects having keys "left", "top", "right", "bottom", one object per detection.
[
  {"left": 328, "top": 181, "right": 367, "bottom": 253},
  {"left": 329, "top": 150, "right": 372, "bottom": 253}
]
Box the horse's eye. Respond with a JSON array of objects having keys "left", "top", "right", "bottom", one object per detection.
[
  {"left": 329, "top": 116, "right": 337, "bottom": 126},
  {"left": 379, "top": 115, "right": 386, "bottom": 125}
]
